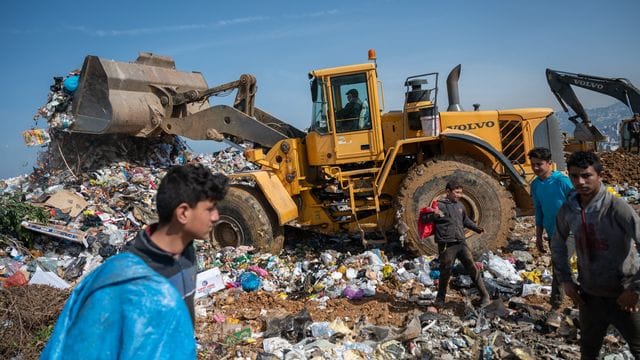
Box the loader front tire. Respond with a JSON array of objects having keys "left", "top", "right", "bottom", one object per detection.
[
  {"left": 211, "top": 185, "right": 284, "bottom": 254},
  {"left": 396, "top": 156, "right": 515, "bottom": 257}
]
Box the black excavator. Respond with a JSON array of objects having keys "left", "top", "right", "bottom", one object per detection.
[{"left": 546, "top": 69, "right": 640, "bottom": 151}]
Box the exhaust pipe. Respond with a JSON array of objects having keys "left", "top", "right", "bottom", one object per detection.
[{"left": 446, "top": 64, "right": 463, "bottom": 112}]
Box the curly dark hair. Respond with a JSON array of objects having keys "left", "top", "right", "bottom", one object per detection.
[
  {"left": 566, "top": 151, "right": 603, "bottom": 174},
  {"left": 527, "top": 147, "right": 552, "bottom": 161},
  {"left": 156, "top": 164, "right": 229, "bottom": 224}
]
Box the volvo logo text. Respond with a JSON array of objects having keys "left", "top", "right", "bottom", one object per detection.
[
  {"left": 447, "top": 121, "right": 495, "bottom": 131},
  {"left": 572, "top": 79, "right": 604, "bottom": 90}
]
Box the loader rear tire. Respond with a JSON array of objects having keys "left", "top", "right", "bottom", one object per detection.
[
  {"left": 395, "top": 156, "right": 515, "bottom": 257},
  {"left": 211, "top": 185, "right": 284, "bottom": 254}
]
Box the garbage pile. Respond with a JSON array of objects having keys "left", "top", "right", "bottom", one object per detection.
[
  {"left": 38, "top": 131, "right": 190, "bottom": 174},
  {"left": 0, "top": 144, "right": 257, "bottom": 282},
  {"left": 189, "top": 219, "right": 632, "bottom": 359},
  {"left": 32, "top": 70, "right": 80, "bottom": 131},
  {"left": 2, "top": 68, "right": 260, "bottom": 296},
  {"left": 193, "top": 146, "right": 259, "bottom": 174},
  {"left": 2, "top": 212, "right": 635, "bottom": 359}
]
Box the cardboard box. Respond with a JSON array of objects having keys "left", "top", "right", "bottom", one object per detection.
[{"left": 195, "top": 267, "right": 224, "bottom": 299}]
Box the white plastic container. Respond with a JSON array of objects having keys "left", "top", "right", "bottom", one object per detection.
[{"left": 421, "top": 115, "right": 440, "bottom": 137}]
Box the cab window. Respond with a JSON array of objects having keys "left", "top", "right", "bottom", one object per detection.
[{"left": 331, "top": 73, "right": 371, "bottom": 133}]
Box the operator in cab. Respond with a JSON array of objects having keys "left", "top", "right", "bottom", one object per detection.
[
  {"left": 335, "top": 88, "right": 362, "bottom": 131},
  {"left": 627, "top": 113, "right": 640, "bottom": 153}
]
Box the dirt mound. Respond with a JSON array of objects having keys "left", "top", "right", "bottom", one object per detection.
[
  {"left": 599, "top": 150, "right": 640, "bottom": 186},
  {"left": 206, "top": 282, "right": 422, "bottom": 330}
]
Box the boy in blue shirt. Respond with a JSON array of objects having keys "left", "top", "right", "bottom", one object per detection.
[
  {"left": 42, "top": 165, "right": 228, "bottom": 359},
  {"left": 528, "top": 147, "right": 574, "bottom": 324}
]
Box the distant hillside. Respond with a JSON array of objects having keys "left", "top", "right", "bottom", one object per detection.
[{"left": 555, "top": 102, "right": 634, "bottom": 143}]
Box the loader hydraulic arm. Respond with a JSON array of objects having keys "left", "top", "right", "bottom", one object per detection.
[
  {"left": 172, "top": 74, "right": 257, "bottom": 117},
  {"left": 166, "top": 73, "right": 306, "bottom": 148},
  {"left": 546, "top": 68, "right": 640, "bottom": 141}
]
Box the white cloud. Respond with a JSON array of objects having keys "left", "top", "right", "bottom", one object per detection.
[
  {"left": 165, "top": 23, "right": 334, "bottom": 54},
  {"left": 283, "top": 9, "right": 339, "bottom": 19},
  {"left": 65, "top": 16, "right": 269, "bottom": 37}
]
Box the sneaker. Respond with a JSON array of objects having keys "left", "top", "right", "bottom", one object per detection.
[{"left": 545, "top": 311, "right": 563, "bottom": 328}]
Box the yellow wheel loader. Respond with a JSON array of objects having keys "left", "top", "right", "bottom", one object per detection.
[{"left": 67, "top": 51, "right": 565, "bottom": 256}]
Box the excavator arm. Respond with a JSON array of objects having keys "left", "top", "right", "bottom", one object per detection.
[
  {"left": 71, "top": 53, "right": 305, "bottom": 150},
  {"left": 546, "top": 68, "right": 640, "bottom": 142}
]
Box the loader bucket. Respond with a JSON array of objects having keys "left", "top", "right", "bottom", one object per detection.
[
  {"left": 71, "top": 53, "right": 209, "bottom": 136},
  {"left": 573, "top": 122, "right": 608, "bottom": 142}
]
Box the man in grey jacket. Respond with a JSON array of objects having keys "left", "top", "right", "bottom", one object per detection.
[
  {"left": 432, "top": 179, "right": 490, "bottom": 308},
  {"left": 551, "top": 151, "right": 640, "bottom": 359}
]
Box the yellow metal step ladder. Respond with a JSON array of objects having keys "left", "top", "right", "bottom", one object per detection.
[{"left": 347, "top": 176, "right": 387, "bottom": 247}]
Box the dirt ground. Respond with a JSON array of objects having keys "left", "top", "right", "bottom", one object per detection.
[{"left": 600, "top": 150, "right": 640, "bottom": 186}]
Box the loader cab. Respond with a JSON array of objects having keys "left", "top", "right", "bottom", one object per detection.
[{"left": 306, "top": 63, "right": 384, "bottom": 166}]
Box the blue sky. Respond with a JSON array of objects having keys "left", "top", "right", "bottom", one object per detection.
[{"left": 1, "top": 0, "right": 639, "bottom": 179}]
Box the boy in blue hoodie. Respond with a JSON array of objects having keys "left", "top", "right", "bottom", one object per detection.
[
  {"left": 528, "top": 147, "right": 573, "bottom": 320},
  {"left": 551, "top": 151, "right": 640, "bottom": 359},
  {"left": 42, "top": 165, "right": 228, "bottom": 359}
]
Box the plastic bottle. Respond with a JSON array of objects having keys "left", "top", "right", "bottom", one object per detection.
[{"left": 482, "top": 346, "right": 494, "bottom": 360}]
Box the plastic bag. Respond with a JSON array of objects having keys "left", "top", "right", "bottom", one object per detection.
[
  {"left": 417, "top": 256, "right": 433, "bottom": 285},
  {"left": 342, "top": 285, "right": 364, "bottom": 300},
  {"left": 309, "top": 322, "right": 335, "bottom": 337},
  {"left": 263, "top": 309, "right": 312, "bottom": 342},
  {"left": 3, "top": 271, "right": 28, "bottom": 288},
  {"left": 484, "top": 277, "right": 522, "bottom": 299},
  {"left": 239, "top": 271, "right": 261, "bottom": 292},
  {"left": 486, "top": 253, "right": 522, "bottom": 283},
  {"left": 262, "top": 337, "right": 292, "bottom": 357},
  {"left": 63, "top": 75, "right": 79, "bottom": 93},
  {"left": 520, "top": 270, "right": 542, "bottom": 284},
  {"left": 418, "top": 200, "right": 439, "bottom": 239},
  {"left": 521, "top": 283, "right": 551, "bottom": 297},
  {"left": 429, "top": 269, "right": 441, "bottom": 280},
  {"left": 452, "top": 275, "right": 473, "bottom": 288}
]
